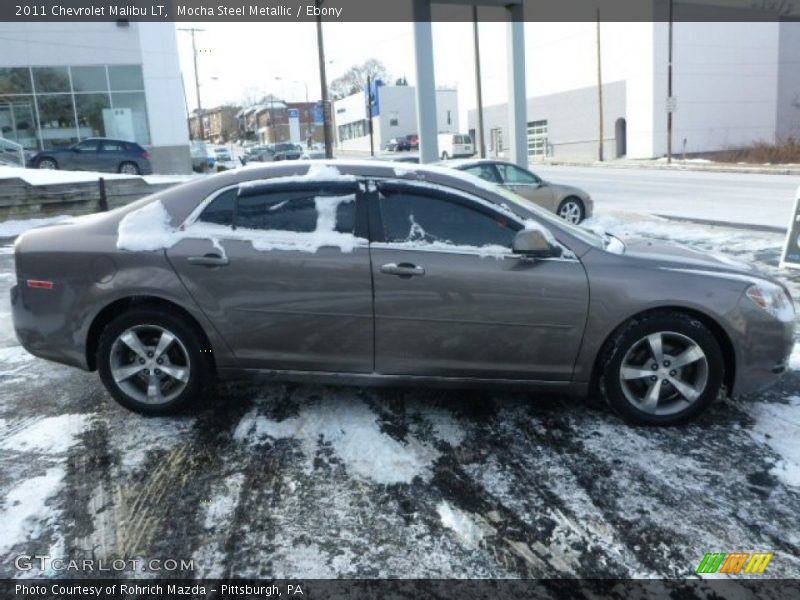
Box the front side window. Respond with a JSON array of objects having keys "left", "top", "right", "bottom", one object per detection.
[
  {"left": 197, "top": 188, "right": 236, "bottom": 227},
  {"left": 75, "top": 139, "right": 100, "bottom": 152},
  {"left": 463, "top": 164, "right": 500, "bottom": 183},
  {"left": 497, "top": 164, "right": 539, "bottom": 185},
  {"left": 378, "top": 189, "right": 518, "bottom": 249}
]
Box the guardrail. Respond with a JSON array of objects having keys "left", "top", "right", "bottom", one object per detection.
[{"left": 0, "top": 137, "right": 25, "bottom": 167}]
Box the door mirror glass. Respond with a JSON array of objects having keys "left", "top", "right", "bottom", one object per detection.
[{"left": 512, "top": 228, "right": 561, "bottom": 258}]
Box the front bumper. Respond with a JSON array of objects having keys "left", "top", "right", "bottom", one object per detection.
[{"left": 731, "top": 303, "right": 794, "bottom": 396}]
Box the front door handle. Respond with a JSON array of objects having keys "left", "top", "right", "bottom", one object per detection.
[
  {"left": 187, "top": 253, "right": 229, "bottom": 267},
  {"left": 380, "top": 262, "right": 425, "bottom": 278}
]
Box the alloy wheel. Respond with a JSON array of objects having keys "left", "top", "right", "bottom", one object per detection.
[
  {"left": 120, "top": 163, "right": 139, "bottom": 175},
  {"left": 38, "top": 159, "right": 57, "bottom": 170},
  {"left": 109, "top": 324, "right": 191, "bottom": 405},
  {"left": 558, "top": 200, "right": 583, "bottom": 224},
  {"left": 618, "top": 331, "right": 708, "bottom": 416}
]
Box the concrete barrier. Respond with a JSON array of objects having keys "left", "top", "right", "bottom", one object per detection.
[{"left": 0, "top": 177, "right": 177, "bottom": 220}]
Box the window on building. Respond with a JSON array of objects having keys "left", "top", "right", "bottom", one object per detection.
[
  {"left": 447, "top": 110, "right": 451, "bottom": 126},
  {"left": 32, "top": 67, "right": 70, "bottom": 93},
  {"left": 0, "top": 95, "right": 38, "bottom": 150},
  {"left": 75, "top": 93, "right": 111, "bottom": 138},
  {"left": 111, "top": 92, "right": 150, "bottom": 144},
  {"left": 526, "top": 119, "right": 548, "bottom": 158},
  {"left": 70, "top": 67, "right": 108, "bottom": 93},
  {"left": 389, "top": 111, "right": 399, "bottom": 127},
  {"left": 108, "top": 65, "right": 145, "bottom": 91},
  {"left": 0, "top": 68, "right": 32, "bottom": 94},
  {"left": 37, "top": 94, "right": 78, "bottom": 148},
  {"left": 378, "top": 188, "right": 518, "bottom": 248}
]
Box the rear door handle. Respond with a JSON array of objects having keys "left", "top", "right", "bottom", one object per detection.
[
  {"left": 187, "top": 253, "right": 229, "bottom": 267},
  {"left": 380, "top": 262, "right": 425, "bottom": 278}
]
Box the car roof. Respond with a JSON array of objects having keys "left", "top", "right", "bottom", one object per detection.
[{"left": 441, "top": 158, "right": 511, "bottom": 169}]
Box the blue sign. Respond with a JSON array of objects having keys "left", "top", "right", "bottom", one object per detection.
[
  {"left": 366, "top": 78, "right": 383, "bottom": 117},
  {"left": 313, "top": 103, "right": 324, "bottom": 124},
  {"left": 287, "top": 108, "right": 300, "bottom": 119}
]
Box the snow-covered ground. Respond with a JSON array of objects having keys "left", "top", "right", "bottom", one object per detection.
[
  {"left": 0, "top": 165, "right": 195, "bottom": 187},
  {"left": 0, "top": 211, "right": 798, "bottom": 582},
  {"left": 534, "top": 165, "right": 800, "bottom": 230}
]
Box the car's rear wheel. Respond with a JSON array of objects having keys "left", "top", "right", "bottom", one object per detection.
[
  {"left": 37, "top": 158, "right": 58, "bottom": 170},
  {"left": 119, "top": 161, "right": 140, "bottom": 175},
  {"left": 600, "top": 312, "right": 724, "bottom": 425},
  {"left": 97, "top": 308, "right": 212, "bottom": 415},
  {"left": 557, "top": 197, "right": 585, "bottom": 224}
]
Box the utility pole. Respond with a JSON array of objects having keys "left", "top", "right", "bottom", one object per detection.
[
  {"left": 667, "top": 0, "right": 674, "bottom": 164},
  {"left": 316, "top": 0, "right": 333, "bottom": 159},
  {"left": 596, "top": 9, "right": 604, "bottom": 162},
  {"left": 366, "top": 76, "right": 375, "bottom": 156},
  {"left": 178, "top": 27, "right": 205, "bottom": 141},
  {"left": 473, "top": 5, "right": 486, "bottom": 158}
]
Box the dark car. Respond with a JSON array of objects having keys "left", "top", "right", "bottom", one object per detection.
[
  {"left": 30, "top": 138, "right": 152, "bottom": 175},
  {"left": 385, "top": 137, "right": 411, "bottom": 152},
  {"left": 245, "top": 143, "right": 302, "bottom": 163},
  {"left": 12, "top": 161, "right": 794, "bottom": 425}
]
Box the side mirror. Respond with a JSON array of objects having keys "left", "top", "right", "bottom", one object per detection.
[{"left": 512, "top": 228, "right": 562, "bottom": 259}]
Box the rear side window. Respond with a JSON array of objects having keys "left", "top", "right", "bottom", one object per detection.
[
  {"left": 236, "top": 188, "right": 355, "bottom": 234},
  {"left": 101, "top": 141, "right": 124, "bottom": 152},
  {"left": 197, "top": 188, "right": 236, "bottom": 226},
  {"left": 378, "top": 189, "right": 518, "bottom": 249},
  {"left": 463, "top": 164, "right": 500, "bottom": 183}
]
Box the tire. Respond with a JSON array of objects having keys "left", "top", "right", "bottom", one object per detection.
[
  {"left": 119, "top": 161, "right": 140, "bottom": 175},
  {"left": 37, "top": 157, "right": 58, "bottom": 170},
  {"left": 96, "top": 307, "right": 213, "bottom": 415},
  {"left": 441, "top": 151, "right": 449, "bottom": 160},
  {"left": 557, "top": 197, "right": 585, "bottom": 224},
  {"left": 599, "top": 311, "right": 724, "bottom": 425}
]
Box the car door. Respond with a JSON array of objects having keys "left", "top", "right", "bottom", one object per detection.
[
  {"left": 98, "top": 139, "right": 125, "bottom": 172},
  {"left": 166, "top": 179, "right": 374, "bottom": 373},
  {"left": 369, "top": 181, "right": 589, "bottom": 381},
  {"left": 65, "top": 139, "right": 100, "bottom": 170},
  {"left": 495, "top": 163, "right": 556, "bottom": 211}
]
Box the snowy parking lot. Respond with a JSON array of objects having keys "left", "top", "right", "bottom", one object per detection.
[{"left": 0, "top": 210, "right": 799, "bottom": 580}]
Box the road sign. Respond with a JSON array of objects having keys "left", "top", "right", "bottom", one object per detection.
[
  {"left": 666, "top": 96, "right": 678, "bottom": 113},
  {"left": 287, "top": 108, "right": 299, "bottom": 119},
  {"left": 779, "top": 185, "right": 800, "bottom": 268}
]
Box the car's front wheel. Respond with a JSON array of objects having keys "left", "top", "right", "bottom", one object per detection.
[
  {"left": 600, "top": 311, "right": 724, "bottom": 425},
  {"left": 97, "top": 307, "right": 212, "bottom": 415},
  {"left": 557, "top": 197, "right": 585, "bottom": 224}
]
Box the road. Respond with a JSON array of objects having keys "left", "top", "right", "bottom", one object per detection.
[
  {"left": 533, "top": 165, "right": 800, "bottom": 230},
  {"left": 0, "top": 213, "right": 799, "bottom": 584}
]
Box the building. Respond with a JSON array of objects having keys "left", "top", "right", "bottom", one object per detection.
[
  {"left": 469, "top": 21, "right": 800, "bottom": 161},
  {"left": 333, "top": 83, "right": 459, "bottom": 153},
  {"left": 188, "top": 105, "right": 240, "bottom": 143},
  {"left": 239, "top": 100, "right": 325, "bottom": 147},
  {"left": 0, "top": 21, "right": 191, "bottom": 173}
]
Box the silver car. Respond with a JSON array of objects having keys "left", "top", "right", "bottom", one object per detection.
[
  {"left": 446, "top": 159, "right": 593, "bottom": 224},
  {"left": 11, "top": 161, "right": 794, "bottom": 425}
]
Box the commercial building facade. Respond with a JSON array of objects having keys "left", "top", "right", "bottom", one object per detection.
[
  {"left": 0, "top": 21, "right": 191, "bottom": 173},
  {"left": 469, "top": 21, "right": 800, "bottom": 161},
  {"left": 334, "top": 84, "right": 459, "bottom": 152}
]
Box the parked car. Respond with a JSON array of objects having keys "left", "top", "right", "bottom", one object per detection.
[
  {"left": 213, "top": 146, "right": 232, "bottom": 162},
  {"left": 406, "top": 134, "right": 419, "bottom": 150},
  {"left": 446, "top": 159, "right": 593, "bottom": 224},
  {"left": 385, "top": 137, "right": 411, "bottom": 152},
  {"left": 246, "top": 143, "right": 303, "bottom": 162},
  {"left": 438, "top": 133, "right": 474, "bottom": 159},
  {"left": 30, "top": 138, "right": 152, "bottom": 175},
  {"left": 190, "top": 141, "right": 216, "bottom": 173},
  {"left": 12, "top": 161, "right": 793, "bottom": 425}
]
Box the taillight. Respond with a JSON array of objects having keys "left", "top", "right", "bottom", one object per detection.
[
  {"left": 27, "top": 279, "right": 54, "bottom": 289},
  {"left": 142, "top": 150, "right": 151, "bottom": 160}
]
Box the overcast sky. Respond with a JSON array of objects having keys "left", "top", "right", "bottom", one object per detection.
[{"left": 175, "top": 21, "right": 515, "bottom": 131}]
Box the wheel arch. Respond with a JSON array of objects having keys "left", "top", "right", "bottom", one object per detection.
[
  {"left": 85, "top": 295, "right": 216, "bottom": 372},
  {"left": 590, "top": 306, "right": 736, "bottom": 395}
]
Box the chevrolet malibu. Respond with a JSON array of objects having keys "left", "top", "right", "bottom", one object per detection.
[{"left": 11, "top": 161, "right": 794, "bottom": 425}]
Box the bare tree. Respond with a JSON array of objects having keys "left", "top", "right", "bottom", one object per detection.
[{"left": 329, "top": 59, "right": 390, "bottom": 100}]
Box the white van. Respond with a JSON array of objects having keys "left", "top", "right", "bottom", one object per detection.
[{"left": 438, "top": 133, "right": 474, "bottom": 160}]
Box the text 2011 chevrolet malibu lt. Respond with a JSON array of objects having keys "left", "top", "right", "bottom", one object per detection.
[{"left": 11, "top": 162, "right": 794, "bottom": 425}]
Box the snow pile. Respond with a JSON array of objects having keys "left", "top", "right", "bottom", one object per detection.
[
  {"left": 747, "top": 396, "right": 800, "bottom": 488},
  {"left": 523, "top": 219, "right": 558, "bottom": 245},
  {"left": 0, "top": 467, "right": 64, "bottom": 555},
  {"left": 233, "top": 397, "right": 441, "bottom": 485},
  {"left": 0, "top": 414, "right": 93, "bottom": 454},
  {"left": 238, "top": 163, "right": 356, "bottom": 193},
  {"left": 0, "top": 165, "right": 191, "bottom": 186},
  {"left": 116, "top": 200, "right": 176, "bottom": 251},
  {"left": 0, "top": 215, "right": 73, "bottom": 238},
  {"left": 436, "top": 501, "right": 487, "bottom": 549}
]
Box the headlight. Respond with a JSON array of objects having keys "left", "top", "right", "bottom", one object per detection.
[{"left": 745, "top": 282, "right": 795, "bottom": 322}]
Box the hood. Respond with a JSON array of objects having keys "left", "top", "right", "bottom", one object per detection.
[{"left": 622, "top": 236, "right": 760, "bottom": 275}]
